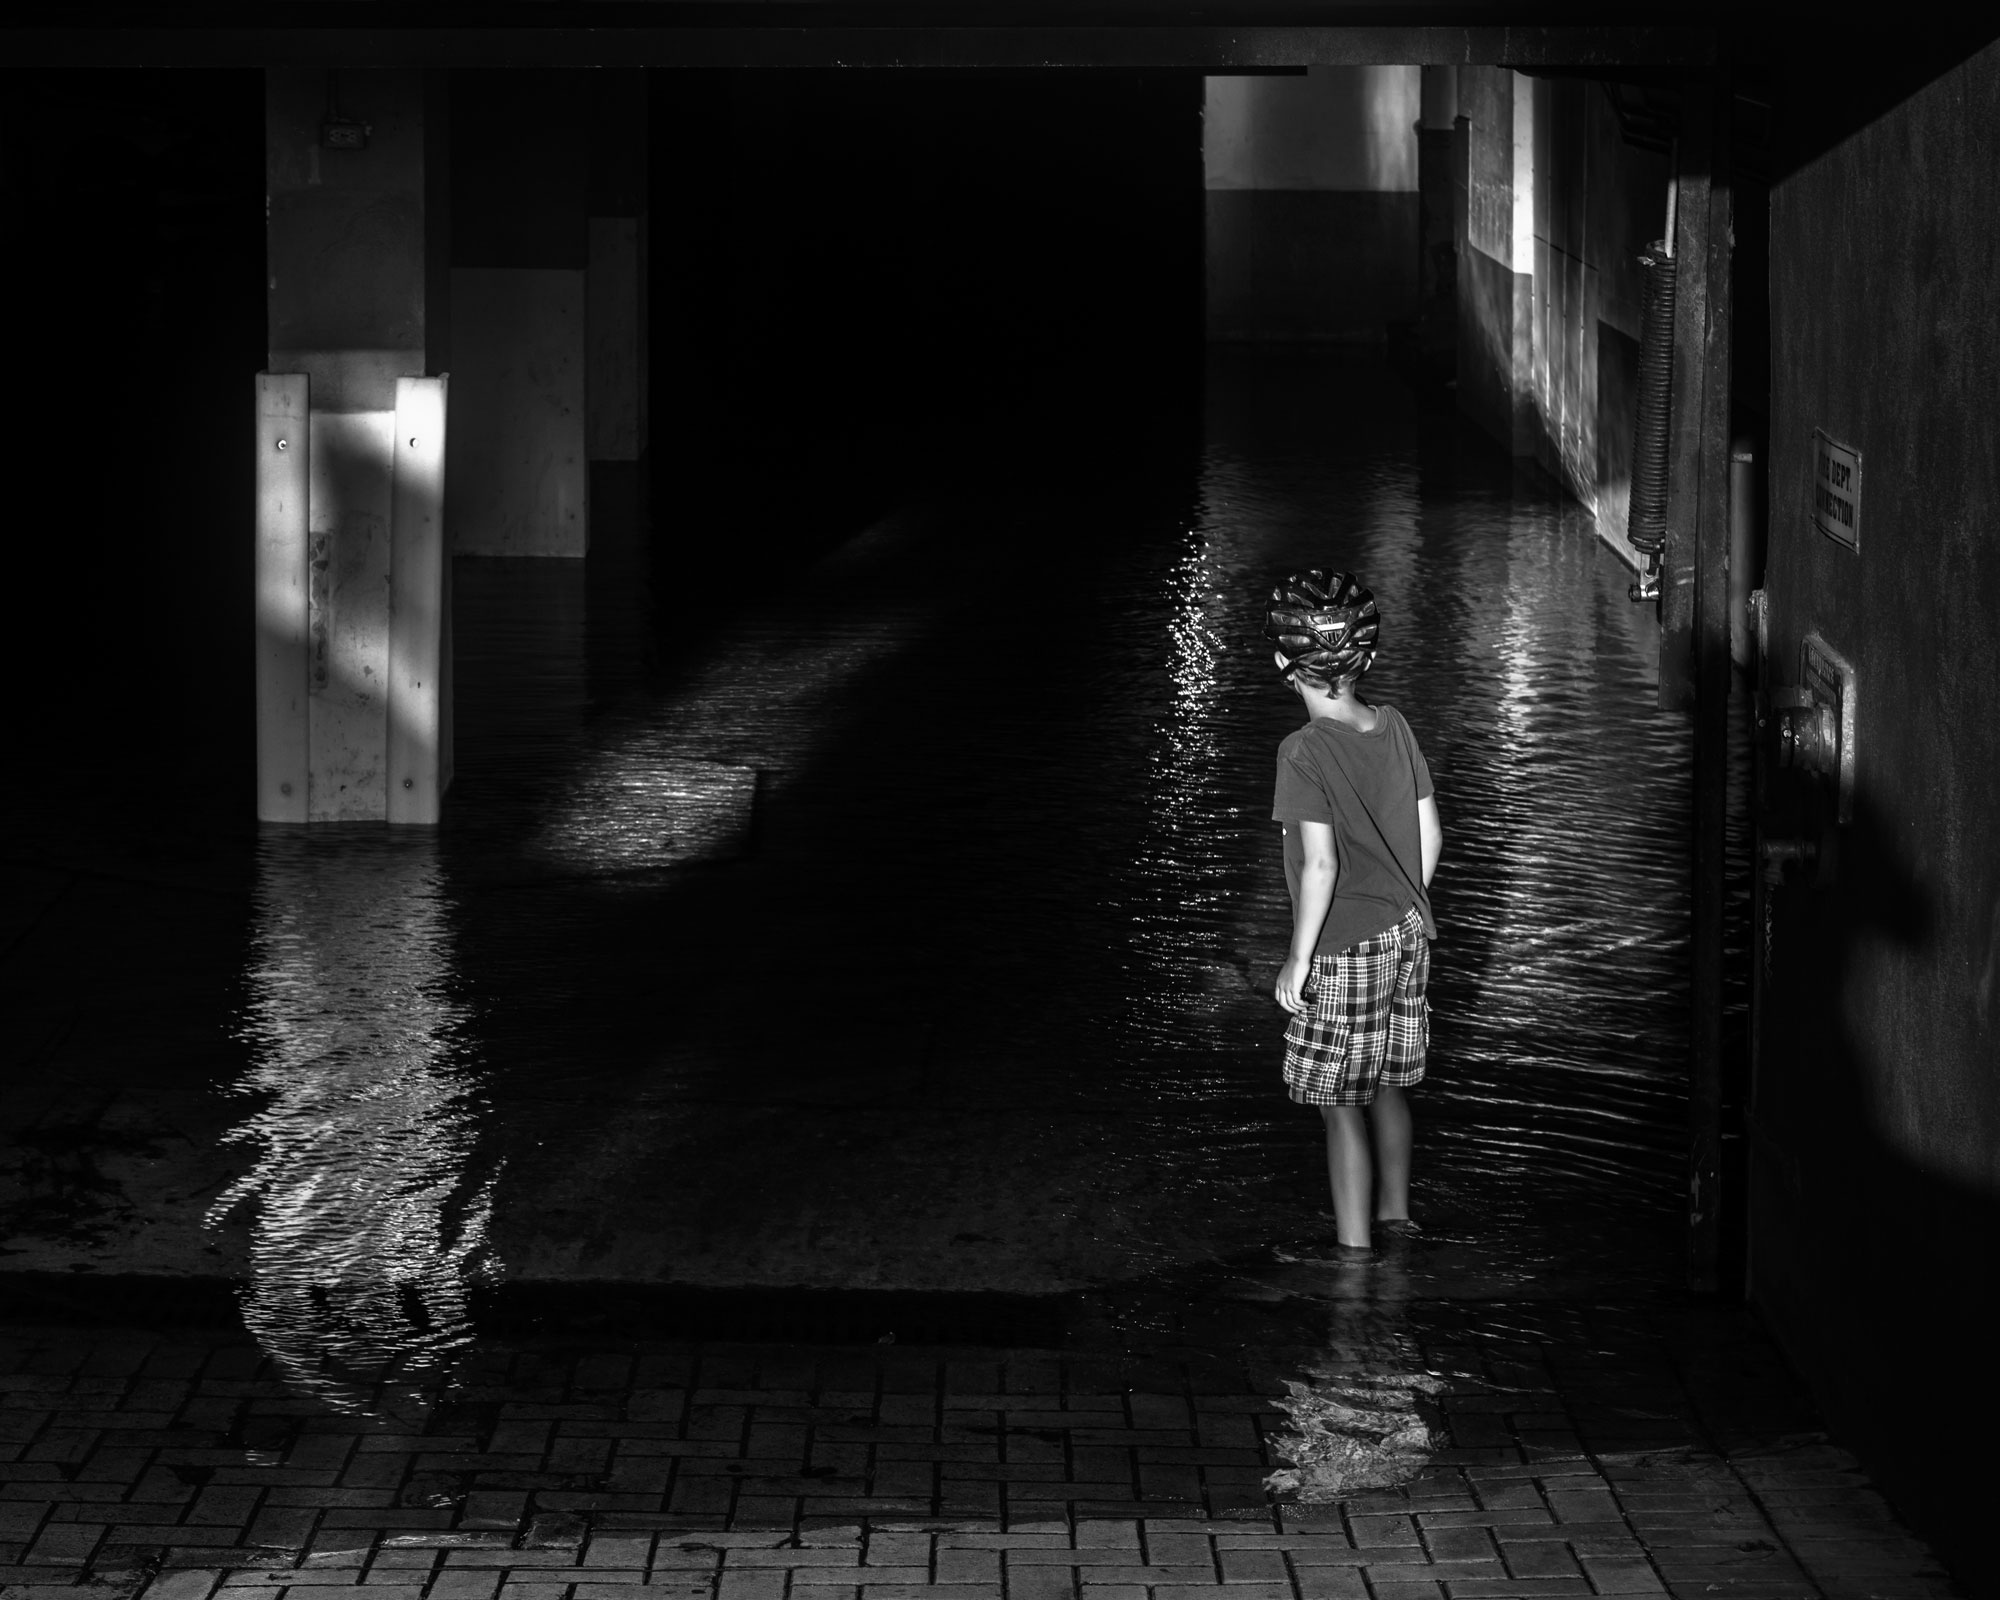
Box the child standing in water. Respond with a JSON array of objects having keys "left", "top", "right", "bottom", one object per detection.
[{"left": 1266, "top": 571, "right": 1443, "bottom": 1257}]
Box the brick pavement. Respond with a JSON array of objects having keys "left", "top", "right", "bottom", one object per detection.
[{"left": 0, "top": 1309, "right": 1962, "bottom": 1600}]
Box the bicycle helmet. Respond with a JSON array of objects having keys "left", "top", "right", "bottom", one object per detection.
[{"left": 1265, "top": 570, "right": 1380, "bottom": 682}]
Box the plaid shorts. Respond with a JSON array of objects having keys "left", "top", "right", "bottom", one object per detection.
[{"left": 1282, "top": 905, "right": 1431, "bottom": 1106}]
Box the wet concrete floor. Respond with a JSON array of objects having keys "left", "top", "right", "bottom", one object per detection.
[
  {"left": 4, "top": 350, "right": 1689, "bottom": 1304},
  {"left": 0, "top": 350, "right": 1961, "bottom": 1595}
]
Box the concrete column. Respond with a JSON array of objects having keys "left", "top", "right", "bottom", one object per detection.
[
  {"left": 262, "top": 70, "right": 453, "bottom": 823},
  {"left": 1452, "top": 67, "right": 1536, "bottom": 455},
  {"left": 254, "top": 375, "right": 310, "bottom": 824},
  {"left": 388, "top": 376, "right": 450, "bottom": 822},
  {"left": 588, "top": 71, "right": 649, "bottom": 463},
  {"left": 448, "top": 68, "right": 591, "bottom": 556},
  {"left": 1509, "top": 71, "right": 1539, "bottom": 456},
  {"left": 1414, "top": 67, "right": 1458, "bottom": 370}
]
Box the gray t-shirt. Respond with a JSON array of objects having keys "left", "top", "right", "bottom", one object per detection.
[{"left": 1272, "top": 704, "right": 1435, "bottom": 956}]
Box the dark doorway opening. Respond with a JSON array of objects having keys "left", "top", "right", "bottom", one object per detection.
[{"left": 648, "top": 69, "right": 1205, "bottom": 578}]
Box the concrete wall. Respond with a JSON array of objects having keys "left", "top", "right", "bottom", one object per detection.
[
  {"left": 1452, "top": 68, "right": 1669, "bottom": 567},
  {"left": 1203, "top": 67, "right": 1419, "bottom": 342},
  {"left": 447, "top": 68, "right": 591, "bottom": 556},
  {"left": 449, "top": 269, "right": 587, "bottom": 558},
  {"left": 1752, "top": 38, "right": 2000, "bottom": 1578}
]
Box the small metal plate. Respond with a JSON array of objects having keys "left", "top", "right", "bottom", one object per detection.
[
  {"left": 1800, "top": 631, "right": 1857, "bottom": 823},
  {"left": 1812, "top": 428, "right": 1862, "bottom": 551}
]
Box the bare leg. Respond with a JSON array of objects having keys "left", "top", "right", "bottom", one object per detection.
[
  {"left": 1319, "top": 1106, "right": 1375, "bottom": 1248},
  {"left": 1369, "top": 1085, "right": 1413, "bottom": 1222}
]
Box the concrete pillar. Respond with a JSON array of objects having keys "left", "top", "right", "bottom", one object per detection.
[
  {"left": 1451, "top": 67, "right": 1537, "bottom": 455},
  {"left": 588, "top": 71, "right": 649, "bottom": 463},
  {"left": 261, "top": 70, "right": 453, "bottom": 824},
  {"left": 388, "top": 377, "right": 451, "bottom": 820},
  {"left": 1509, "top": 71, "right": 1539, "bottom": 456},
  {"left": 448, "top": 68, "right": 591, "bottom": 556},
  {"left": 254, "top": 375, "right": 310, "bottom": 824},
  {"left": 1415, "top": 67, "right": 1458, "bottom": 369}
]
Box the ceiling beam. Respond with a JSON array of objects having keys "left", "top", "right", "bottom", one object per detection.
[{"left": 4, "top": 23, "right": 1718, "bottom": 70}]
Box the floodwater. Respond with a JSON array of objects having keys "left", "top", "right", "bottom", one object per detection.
[{"left": 9, "top": 349, "right": 1704, "bottom": 1412}]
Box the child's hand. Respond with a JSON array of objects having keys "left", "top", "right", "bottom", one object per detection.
[{"left": 1275, "top": 954, "right": 1314, "bottom": 1015}]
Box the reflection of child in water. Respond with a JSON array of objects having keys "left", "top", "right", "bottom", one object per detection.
[{"left": 1265, "top": 571, "right": 1443, "bottom": 1258}]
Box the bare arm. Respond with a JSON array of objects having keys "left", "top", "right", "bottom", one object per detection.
[
  {"left": 1418, "top": 795, "right": 1443, "bottom": 888},
  {"left": 1276, "top": 819, "right": 1336, "bottom": 1014}
]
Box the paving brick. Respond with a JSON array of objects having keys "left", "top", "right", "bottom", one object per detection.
[
  {"left": 0, "top": 1504, "right": 47, "bottom": 1540},
  {"left": 1000, "top": 1550, "right": 1125, "bottom": 1569},
  {"left": 667, "top": 1482, "right": 732, "bottom": 1518},
  {"left": 1422, "top": 1524, "right": 1496, "bottom": 1563},
  {"left": 868, "top": 1464, "right": 936, "bottom": 1500},
  {"left": 142, "top": 1571, "right": 223, "bottom": 1600},
  {"left": 291, "top": 1438, "right": 360, "bottom": 1474},
  {"left": 1286, "top": 1570, "right": 1365, "bottom": 1600},
  {"left": 1344, "top": 1516, "right": 1418, "bottom": 1549},
  {"left": 797, "top": 1569, "right": 925, "bottom": 1587},
  {"left": 936, "top": 1537, "right": 1066, "bottom": 1551},
  {"left": 1476, "top": 1484, "right": 1546, "bottom": 1511},
  {"left": 27, "top": 1522, "right": 106, "bottom": 1562},
  {"left": 1139, "top": 1534, "right": 1212, "bottom": 1567},
  {"left": 371, "top": 1552, "right": 442, "bottom": 1571},
  {"left": 1003, "top": 1564, "right": 1075, "bottom": 1600},
  {"left": 1415, "top": 1510, "right": 1556, "bottom": 1531},
  {"left": 1545, "top": 1491, "right": 1618, "bottom": 1525},
  {"left": 1501, "top": 1541, "right": 1583, "bottom": 1580},
  {"left": 1153, "top": 1586, "right": 1285, "bottom": 1600},
  {"left": 585, "top": 1539, "right": 655, "bottom": 1569},
  {"left": 266, "top": 1569, "right": 365, "bottom": 1585},
  {"left": 714, "top": 1574, "right": 782, "bottom": 1600},
  {"left": 1575, "top": 1555, "right": 1667, "bottom": 1594},
  {"left": 189, "top": 1487, "right": 265, "bottom": 1526},
  {"left": 1073, "top": 1567, "right": 1214, "bottom": 1585},
  {"left": 934, "top": 1549, "right": 997, "bottom": 1584},
  {"left": 428, "top": 1573, "right": 502, "bottom": 1600},
  {"left": 1216, "top": 1549, "right": 1285, "bottom": 1583},
  {"left": 725, "top": 1550, "right": 858, "bottom": 1570},
  {"left": 860, "top": 1589, "right": 1000, "bottom": 1600},
  {"left": 858, "top": 1534, "right": 926, "bottom": 1568}
]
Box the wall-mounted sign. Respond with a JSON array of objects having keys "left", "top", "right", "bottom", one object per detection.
[{"left": 1812, "top": 429, "right": 1862, "bottom": 551}]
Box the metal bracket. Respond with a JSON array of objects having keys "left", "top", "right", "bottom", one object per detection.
[{"left": 1799, "top": 632, "right": 1857, "bottom": 824}]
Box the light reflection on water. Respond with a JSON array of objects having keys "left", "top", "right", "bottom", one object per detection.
[
  {"left": 211, "top": 350, "right": 1704, "bottom": 1390},
  {"left": 1089, "top": 351, "right": 1690, "bottom": 1272},
  {"left": 213, "top": 831, "right": 495, "bottom": 1415}
]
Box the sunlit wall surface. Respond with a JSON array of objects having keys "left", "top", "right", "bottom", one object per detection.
[
  {"left": 212, "top": 831, "right": 494, "bottom": 1415},
  {"left": 1203, "top": 68, "right": 1420, "bottom": 342}
]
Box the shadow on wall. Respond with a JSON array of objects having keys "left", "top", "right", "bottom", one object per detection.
[{"left": 1751, "top": 784, "right": 1997, "bottom": 1587}]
